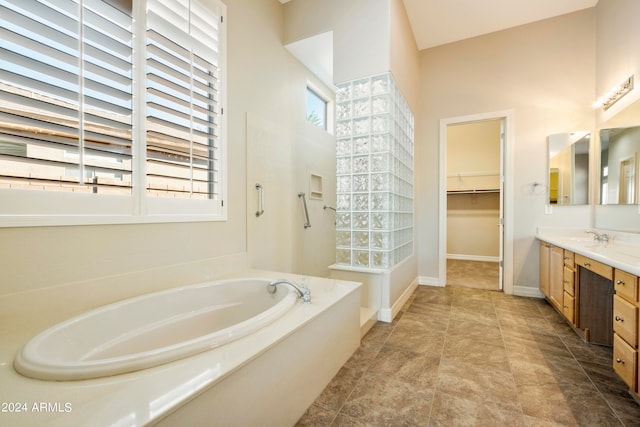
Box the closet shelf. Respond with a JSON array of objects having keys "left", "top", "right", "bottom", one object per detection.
[{"left": 446, "top": 171, "right": 501, "bottom": 193}]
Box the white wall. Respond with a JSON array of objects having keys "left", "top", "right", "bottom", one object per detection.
[
  {"left": 389, "top": 0, "right": 420, "bottom": 111},
  {"left": 283, "top": 0, "right": 390, "bottom": 84},
  {"left": 595, "top": 0, "right": 640, "bottom": 124},
  {"left": 447, "top": 120, "right": 501, "bottom": 177},
  {"left": 284, "top": 0, "right": 421, "bottom": 317},
  {"left": 415, "top": 9, "right": 596, "bottom": 290},
  {"left": 246, "top": 110, "right": 337, "bottom": 278},
  {"left": 447, "top": 193, "right": 500, "bottom": 259},
  {"left": 0, "top": 0, "right": 338, "bottom": 297}
]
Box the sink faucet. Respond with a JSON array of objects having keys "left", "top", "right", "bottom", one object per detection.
[
  {"left": 267, "top": 279, "right": 311, "bottom": 303},
  {"left": 586, "top": 230, "right": 609, "bottom": 242}
]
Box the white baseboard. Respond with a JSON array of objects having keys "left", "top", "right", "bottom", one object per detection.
[
  {"left": 418, "top": 276, "right": 443, "bottom": 287},
  {"left": 379, "top": 277, "right": 418, "bottom": 322},
  {"left": 417, "top": 276, "right": 544, "bottom": 300},
  {"left": 513, "top": 285, "right": 545, "bottom": 298},
  {"left": 360, "top": 307, "right": 378, "bottom": 337}
]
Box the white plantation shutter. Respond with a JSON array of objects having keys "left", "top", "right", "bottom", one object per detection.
[
  {"left": 0, "top": 0, "right": 133, "bottom": 194},
  {"left": 146, "top": 0, "right": 222, "bottom": 199},
  {"left": 0, "top": 0, "right": 226, "bottom": 225}
]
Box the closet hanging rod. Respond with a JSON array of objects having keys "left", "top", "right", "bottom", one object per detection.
[{"left": 447, "top": 189, "right": 500, "bottom": 195}]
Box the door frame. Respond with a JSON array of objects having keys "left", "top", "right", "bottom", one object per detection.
[{"left": 439, "top": 110, "right": 514, "bottom": 294}]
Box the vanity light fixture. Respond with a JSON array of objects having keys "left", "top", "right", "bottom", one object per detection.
[{"left": 593, "top": 75, "right": 634, "bottom": 111}]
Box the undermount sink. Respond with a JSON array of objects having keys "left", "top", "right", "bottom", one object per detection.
[{"left": 565, "top": 237, "right": 598, "bottom": 243}]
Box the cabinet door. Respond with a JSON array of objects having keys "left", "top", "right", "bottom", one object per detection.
[
  {"left": 563, "top": 291, "right": 575, "bottom": 324},
  {"left": 614, "top": 295, "right": 638, "bottom": 347},
  {"left": 613, "top": 333, "right": 638, "bottom": 392},
  {"left": 564, "top": 250, "right": 575, "bottom": 268},
  {"left": 563, "top": 266, "right": 575, "bottom": 296},
  {"left": 615, "top": 269, "right": 639, "bottom": 303},
  {"left": 539, "top": 242, "right": 550, "bottom": 298},
  {"left": 549, "top": 246, "right": 564, "bottom": 311}
]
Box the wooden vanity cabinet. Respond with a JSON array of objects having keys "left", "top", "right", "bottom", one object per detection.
[
  {"left": 539, "top": 242, "right": 551, "bottom": 298},
  {"left": 563, "top": 251, "right": 576, "bottom": 324},
  {"left": 549, "top": 246, "right": 565, "bottom": 311},
  {"left": 612, "top": 268, "right": 639, "bottom": 393},
  {"left": 539, "top": 241, "right": 575, "bottom": 322},
  {"left": 615, "top": 269, "right": 639, "bottom": 303},
  {"left": 575, "top": 254, "right": 614, "bottom": 346},
  {"left": 614, "top": 333, "right": 637, "bottom": 391},
  {"left": 539, "top": 239, "right": 640, "bottom": 396}
]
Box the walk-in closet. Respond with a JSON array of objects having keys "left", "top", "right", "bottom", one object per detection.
[{"left": 446, "top": 119, "right": 502, "bottom": 290}]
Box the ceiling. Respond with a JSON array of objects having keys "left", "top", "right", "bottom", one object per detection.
[
  {"left": 404, "top": 0, "right": 598, "bottom": 50},
  {"left": 281, "top": 0, "right": 598, "bottom": 50}
]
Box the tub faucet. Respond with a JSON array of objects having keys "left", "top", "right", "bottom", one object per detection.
[
  {"left": 267, "top": 279, "right": 311, "bottom": 304},
  {"left": 586, "top": 230, "right": 609, "bottom": 242}
]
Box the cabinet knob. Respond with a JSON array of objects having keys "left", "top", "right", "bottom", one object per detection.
[
  {"left": 584, "top": 262, "right": 591, "bottom": 267},
  {"left": 616, "top": 358, "right": 625, "bottom": 364},
  {"left": 616, "top": 280, "right": 625, "bottom": 286},
  {"left": 615, "top": 315, "right": 624, "bottom": 322}
]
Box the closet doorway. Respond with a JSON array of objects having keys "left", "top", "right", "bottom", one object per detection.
[{"left": 439, "top": 111, "right": 514, "bottom": 293}]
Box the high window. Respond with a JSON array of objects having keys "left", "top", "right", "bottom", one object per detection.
[
  {"left": 306, "top": 86, "right": 327, "bottom": 130},
  {"left": 0, "top": 0, "right": 226, "bottom": 226}
]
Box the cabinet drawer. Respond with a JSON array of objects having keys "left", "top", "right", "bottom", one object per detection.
[
  {"left": 563, "top": 266, "right": 575, "bottom": 296},
  {"left": 564, "top": 250, "right": 575, "bottom": 268},
  {"left": 613, "top": 333, "right": 638, "bottom": 391},
  {"left": 563, "top": 291, "right": 575, "bottom": 324},
  {"left": 615, "top": 269, "right": 639, "bottom": 303},
  {"left": 613, "top": 295, "right": 638, "bottom": 347},
  {"left": 575, "top": 254, "right": 613, "bottom": 280}
]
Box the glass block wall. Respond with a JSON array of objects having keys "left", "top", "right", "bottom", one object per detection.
[{"left": 334, "top": 72, "right": 414, "bottom": 269}]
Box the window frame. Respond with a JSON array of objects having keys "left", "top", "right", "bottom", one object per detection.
[
  {"left": 0, "top": 0, "right": 227, "bottom": 228},
  {"left": 305, "top": 81, "right": 333, "bottom": 134}
]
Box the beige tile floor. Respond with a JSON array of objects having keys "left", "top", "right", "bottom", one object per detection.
[
  {"left": 447, "top": 259, "right": 500, "bottom": 290},
  {"left": 296, "top": 286, "right": 640, "bottom": 426}
]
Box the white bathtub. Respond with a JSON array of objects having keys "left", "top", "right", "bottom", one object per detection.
[
  {"left": 2, "top": 270, "right": 361, "bottom": 426},
  {"left": 15, "top": 278, "right": 299, "bottom": 381}
]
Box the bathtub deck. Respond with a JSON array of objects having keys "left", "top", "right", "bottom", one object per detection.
[{"left": 0, "top": 270, "right": 361, "bottom": 427}]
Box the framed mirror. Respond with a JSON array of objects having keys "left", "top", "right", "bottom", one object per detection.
[
  {"left": 548, "top": 132, "right": 590, "bottom": 205},
  {"left": 599, "top": 125, "right": 640, "bottom": 205}
]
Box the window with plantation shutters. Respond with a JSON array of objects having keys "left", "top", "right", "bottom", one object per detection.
[
  {"left": 0, "top": 0, "right": 227, "bottom": 226},
  {"left": 0, "top": 0, "right": 133, "bottom": 194},
  {"left": 146, "top": 0, "right": 222, "bottom": 200}
]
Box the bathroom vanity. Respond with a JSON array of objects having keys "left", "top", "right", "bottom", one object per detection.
[{"left": 537, "top": 229, "right": 640, "bottom": 397}]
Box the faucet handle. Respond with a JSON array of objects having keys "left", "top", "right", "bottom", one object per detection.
[
  {"left": 300, "top": 277, "right": 311, "bottom": 303},
  {"left": 585, "top": 230, "right": 601, "bottom": 241}
]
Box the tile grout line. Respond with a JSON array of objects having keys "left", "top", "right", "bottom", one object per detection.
[
  {"left": 306, "top": 286, "right": 638, "bottom": 426},
  {"left": 424, "top": 294, "right": 453, "bottom": 427},
  {"left": 327, "top": 306, "right": 403, "bottom": 426},
  {"left": 492, "top": 293, "right": 529, "bottom": 425},
  {"left": 552, "top": 318, "right": 627, "bottom": 426}
]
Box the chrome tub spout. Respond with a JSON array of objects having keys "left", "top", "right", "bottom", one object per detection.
[{"left": 267, "top": 279, "right": 311, "bottom": 304}]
